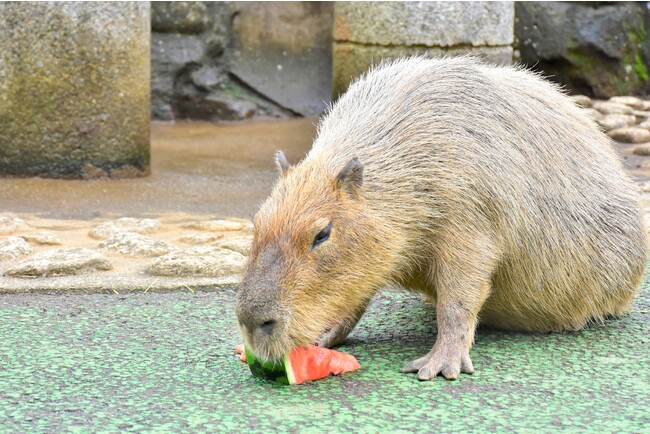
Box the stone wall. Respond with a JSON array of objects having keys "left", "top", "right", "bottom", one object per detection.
[
  {"left": 515, "top": 2, "right": 650, "bottom": 98},
  {"left": 151, "top": 1, "right": 517, "bottom": 121},
  {"left": 151, "top": 1, "right": 333, "bottom": 122}
]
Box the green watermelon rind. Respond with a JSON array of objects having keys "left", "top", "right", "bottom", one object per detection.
[{"left": 244, "top": 347, "right": 295, "bottom": 385}]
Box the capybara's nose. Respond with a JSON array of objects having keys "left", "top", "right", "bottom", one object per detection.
[
  {"left": 239, "top": 313, "right": 278, "bottom": 338},
  {"left": 259, "top": 319, "right": 276, "bottom": 335}
]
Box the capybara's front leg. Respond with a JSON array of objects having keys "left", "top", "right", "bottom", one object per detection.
[
  {"left": 401, "top": 291, "right": 486, "bottom": 380},
  {"left": 402, "top": 235, "right": 495, "bottom": 380}
]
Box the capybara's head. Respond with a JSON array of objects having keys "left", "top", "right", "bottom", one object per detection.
[{"left": 235, "top": 151, "right": 386, "bottom": 361}]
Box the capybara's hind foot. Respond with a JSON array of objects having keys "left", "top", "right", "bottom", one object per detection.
[{"left": 401, "top": 343, "right": 474, "bottom": 381}]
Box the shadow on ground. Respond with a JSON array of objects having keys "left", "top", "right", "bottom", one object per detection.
[{"left": 0, "top": 275, "right": 648, "bottom": 432}]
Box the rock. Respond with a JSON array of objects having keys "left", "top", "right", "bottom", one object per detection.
[
  {"left": 641, "top": 101, "right": 650, "bottom": 111},
  {"left": 582, "top": 108, "right": 603, "bottom": 121},
  {"left": 642, "top": 181, "right": 650, "bottom": 193},
  {"left": 184, "top": 220, "right": 245, "bottom": 232},
  {"left": 173, "top": 95, "right": 257, "bottom": 121},
  {"left": 570, "top": 95, "right": 592, "bottom": 108},
  {"left": 152, "top": 2, "right": 211, "bottom": 34},
  {"left": 607, "top": 127, "right": 650, "bottom": 144},
  {"left": 89, "top": 218, "right": 162, "bottom": 240},
  {"left": 592, "top": 101, "right": 634, "bottom": 115},
  {"left": 151, "top": 33, "right": 205, "bottom": 121},
  {"left": 146, "top": 246, "right": 246, "bottom": 277},
  {"left": 0, "top": 216, "right": 30, "bottom": 235},
  {"left": 19, "top": 232, "right": 63, "bottom": 246},
  {"left": 632, "top": 145, "right": 650, "bottom": 156},
  {"left": 190, "top": 65, "right": 223, "bottom": 90},
  {"left": 215, "top": 236, "right": 253, "bottom": 256},
  {"left": 179, "top": 233, "right": 225, "bottom": 245},
  {"left": 597, "top": 114, "right": 637, "bottom": 131},
  {"left": 230, "top": 2, "right": 335, "bottom": 116},
  {"left": 516, "top": 2, "right": 650, "bottom": 98},
  {"left": 632, "top": 111, "right": 650, "bottom": 119},
  {"left": 0, "top": 237, "right": 33, "bottom": 261},
  {"left": 609, "top": 96, "right": 645, "bottom": 110},
  {"left": 99, "top": 232, "right": 173, "bottom": 257},
  {"left": 5, "top": 248, "right": 112, "bottom": 277}
]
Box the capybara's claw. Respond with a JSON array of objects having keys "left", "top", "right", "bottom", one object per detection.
[
  {"left": 400, "top": 356, "right": 429, "bottom": 373},
  {"left": 403, "top": 345, "right": 474, "bottom": 381}
]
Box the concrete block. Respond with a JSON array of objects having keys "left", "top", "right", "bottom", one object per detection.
[
  {"left": 0, "top": 2, "right": 150, "bottom": 178},
  {"left": 334, "top": 1, "right": 514, "bottom": 47},
  {"left": 333, "top": 43, "right": 513, "bottom": 98},
  {"left": 332, "top": 1, "right": 514, "bottom": 98}
]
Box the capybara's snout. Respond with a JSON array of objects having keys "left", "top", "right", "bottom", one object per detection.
[{"left": 235, "top": 278, "right": 290, "bottom": 360}]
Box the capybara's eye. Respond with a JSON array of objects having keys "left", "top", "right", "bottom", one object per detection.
[{"left": 312, "top": 222, "right": 332, "bottom": 248}]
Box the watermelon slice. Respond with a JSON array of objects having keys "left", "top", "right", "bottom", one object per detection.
[{"left": 235, "top": 343, "right": 360, "bottom": 384}]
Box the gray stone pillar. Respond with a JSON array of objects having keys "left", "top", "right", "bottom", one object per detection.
[
  {"left": 0, "top": 2, "right": 151, "bottom": 179},
  {"left": 333, "top": 1, "right": 514, "bottom": 98}
]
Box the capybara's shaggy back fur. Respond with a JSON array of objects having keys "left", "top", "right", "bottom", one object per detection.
[{"left": 239, "top": 56, "right": 647, "bottom": 362}]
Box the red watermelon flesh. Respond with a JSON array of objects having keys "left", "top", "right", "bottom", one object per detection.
[{"left": 235, "top": 343, "right": 360, "bottom": 384}]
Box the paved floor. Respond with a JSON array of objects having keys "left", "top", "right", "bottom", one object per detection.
[{"left": 0, "top": 283, "right": 648, "bottom": 432}]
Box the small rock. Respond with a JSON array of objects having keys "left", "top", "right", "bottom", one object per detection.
[
  {"left": 570, "top": 95, "right": 592, "bottom": 108},
  {"left": 632, "top": 110, "right": 650, "bottom": 119},
  {"left": 609, "top": 96, "right": 645, "bottom": 110},
  {"left": 215, "top": 236, "right": 253, "bottom": 256},
  {"left": 147, "top": 246, "right": 246, "bottom": 277},
  {"left": 99, "top": 232, "right": 174, "bottom": 257},
  {"left": 607, "top": 127, "right": 650, "bottom": 144},
  {"left": 185, "top": 219, "right": 245, "bottom": 232},
  {"left": 632, "top": 145, "right": 650, "bottom": 156},
  {"left": 0, "top": 216, "right": 30, "bottom": 235},
  {"left": 582, "top": 108, "right": 603, "bottom": 121},
  {"left": 179, "top": 233, "right": 225, "bottom": 245},
  {"left": 19, "top": 232, "right": 63, "bottom": 246},
  {"left": 0, "top": 237, "right": 33, "bottom": 261},
  {"left": 191, "top": 65, "right": 223, "bottom": 90},
  {"left": 592, "top": 101, "right": 634, "bottom": 115},
  {"left": 641, "top": 101, "right": 650, "bottom": 111},
  {"left": 597, "top": 114, "right": 637, "bottom": 131},
  {"left": 641, "top": 181, "right": 650, "bottom": 193},
  {"left": 5, "top": 248, "right": 112, "bottom": 277},
  {"left": 89, "top": 218, "right": 162, "bottom": 240}
]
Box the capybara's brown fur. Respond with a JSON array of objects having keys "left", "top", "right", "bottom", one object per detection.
[{"left": 235, "top": 56, "right": 648, "bottom": 380}]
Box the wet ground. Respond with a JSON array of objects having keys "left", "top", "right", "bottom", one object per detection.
[
  {"left": 0, "top": 119, "right": 316, "bottom": 220},
  {"left": 1, "top": 119, "right": 650, "bottom": 431}
]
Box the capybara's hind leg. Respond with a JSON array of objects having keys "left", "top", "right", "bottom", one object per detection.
[{"left": 402, "top": 235, "right": 496, "bottom": 380}]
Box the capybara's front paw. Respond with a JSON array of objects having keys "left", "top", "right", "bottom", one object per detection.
[{"left": 401, "top": 343, "right": 474, "bottom": 380}]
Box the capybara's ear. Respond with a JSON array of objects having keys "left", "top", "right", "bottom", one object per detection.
[
  {"left": 336, "top": 157, "right": 364, "bottom": 194},
  {"left": 275, "top": 150, "right": 291, "bottom": 175}
]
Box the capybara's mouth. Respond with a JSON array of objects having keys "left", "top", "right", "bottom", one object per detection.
[{"left": 314, "top": 326, "right": 333, "bottom": 346}]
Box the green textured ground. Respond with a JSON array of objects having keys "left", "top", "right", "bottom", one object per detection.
[{"left": 1, "top": 278, "right": 649, "bottom": 433}]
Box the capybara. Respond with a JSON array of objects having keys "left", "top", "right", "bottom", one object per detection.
[{"left": 235, "top": 56, "right": 647, "bottom": 380}]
